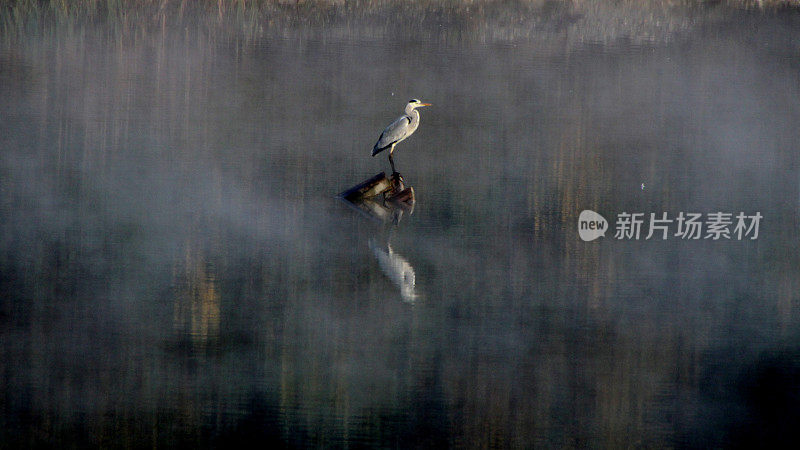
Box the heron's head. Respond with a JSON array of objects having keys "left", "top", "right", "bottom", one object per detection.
[{"left": 407, "top": 98, "right": 432, "bottom": 109}]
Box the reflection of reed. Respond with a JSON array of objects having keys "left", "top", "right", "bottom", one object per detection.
[
  {"left": 172, "top": 243, "right": 220, "bottom": 349},
  {"left": 1, "top": 1, "right": 786, "bottom": 45}
]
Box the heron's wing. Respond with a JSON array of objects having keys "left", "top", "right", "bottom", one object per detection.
[{"left": 372, "top": 115, "right": 412, "bottom": 156}]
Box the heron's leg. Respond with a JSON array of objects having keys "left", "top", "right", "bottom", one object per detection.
[{"left": 388, "top": 149, "right": 396, "bottom": 174}]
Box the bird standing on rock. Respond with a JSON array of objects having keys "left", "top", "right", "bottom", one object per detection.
[{"left": 372, "top": 99, "right": 431, "bottom": 173}]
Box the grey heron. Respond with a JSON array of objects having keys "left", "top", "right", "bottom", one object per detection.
[{"left": 372, "top": 99, "right": 431, "bottom": 172}]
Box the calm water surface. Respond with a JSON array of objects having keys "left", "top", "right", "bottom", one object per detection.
[{"left": 2, "top": 14, "right": 800, "bottom": 448}]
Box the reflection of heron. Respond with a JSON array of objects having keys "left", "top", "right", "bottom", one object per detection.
[
  {"left": 369, "top": 239, "right": 418, "bottom": 303},
  {"left": 372, "top": 99, "right": 431, "bottom": 173}
]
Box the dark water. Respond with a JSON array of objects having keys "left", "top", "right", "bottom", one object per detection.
[{"left": 2, "top": 12, "right": 800, "bottom": 448}]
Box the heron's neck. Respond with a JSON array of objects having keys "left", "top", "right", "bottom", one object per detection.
[{"left": 407, "top": 109, "right": 420, "bottom": 127}]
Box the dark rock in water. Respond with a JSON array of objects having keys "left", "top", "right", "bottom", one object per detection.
[{"left": 339, "top": 172, "right": 415, "bottom": 223}]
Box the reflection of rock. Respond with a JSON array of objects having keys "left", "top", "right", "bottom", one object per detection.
[
  {"left": 370, "top": 239, "right": 418, "bottom": 303},
  {"left": 339, "top": 171, "right": 415, "bottom": 224}
]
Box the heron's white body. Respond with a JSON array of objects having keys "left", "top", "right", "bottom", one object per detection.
[{"left": 372, "top": 100, "right": 430, "bottom": 157}]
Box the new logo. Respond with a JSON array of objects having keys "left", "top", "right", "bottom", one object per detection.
[{"left": 578, "top": 210, "right": 608, "bottom": 241}]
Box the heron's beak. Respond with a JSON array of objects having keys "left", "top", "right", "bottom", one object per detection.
[{"left": 420, "top": 103, "right": 432, "bottom": 107}]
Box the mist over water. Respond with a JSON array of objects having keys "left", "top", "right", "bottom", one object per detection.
[{"left": 2, "top": 5, "right": 800, "bottom": 447}]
